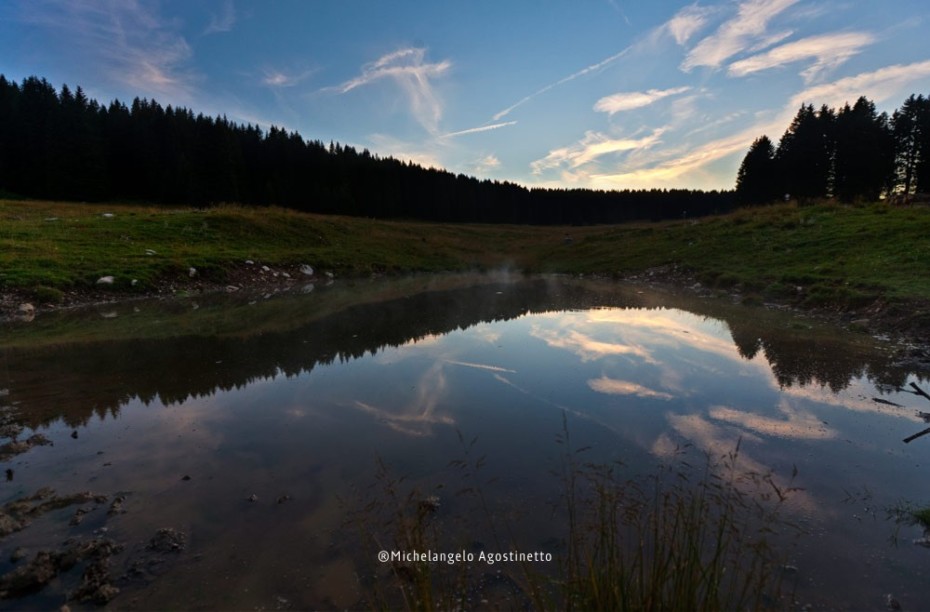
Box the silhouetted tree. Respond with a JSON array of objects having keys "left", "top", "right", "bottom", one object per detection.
[
  {"left": 775, "top": 104, "right": 834, "bottom": 204},
  {"left": 833, "top": 97, "right": 894, "bottom": 202},
  {"left": 0, "top": 73, "right": 747, "bottom": 223},
  {"left": 735, "top": 135, "right": 778, "bottom": 204},
  {"left": 892, "top": 95, "right": 926, "bottom": 196}
]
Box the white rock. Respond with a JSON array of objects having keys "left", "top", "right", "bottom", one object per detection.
[
  {"left": 261, "top": 265, "right": 271, "bottom": 272},
  {"left": 189, "top": 267, "right": 197, "bottom": 277},
  {"left": 16, "top": 303, "right": 36, "bottom": 322},
  {"left": 301, "top": 283, "right": 315, "bottom": 294},
  {"left": 131, "top": 279, "right": 138, "bottom": 287},
  {"left": 281, "top": 272, "right": 291, "bottom": 279},
  {"left": 325, "top": 271, "right": 334, "bottom": 279},
  {"left": 225, "top": 285, "right": 239, "bottom": 292},
  {"left": 101, "top": 213, "right": 114, "bottom": 218},
  {"left": 300, "top": 264, "right": 314, "bottom": 277},
  {"left": 100, "top": 311, "right": 118, "bottom": 319},
  {"left": 245, "top": 260, "right": 254, "bottom": 265},
  {"left": 145, "top": 249, "right": 157, "bottom": 256},
  {"left": 96, "top": 276, "right": 115, "bottom": 285}
]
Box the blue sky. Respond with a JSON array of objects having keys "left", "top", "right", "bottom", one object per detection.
[{"left": 2, "top": 1, "right": 929, "bottom": 191}]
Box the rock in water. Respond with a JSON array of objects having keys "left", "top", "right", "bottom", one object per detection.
[{"left": 147, "top": 528, "right": 186, "bottom": 553}]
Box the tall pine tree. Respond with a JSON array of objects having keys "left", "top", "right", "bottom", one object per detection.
[{"left": 735, "top": 135, "right": 778, "bottom": 204}]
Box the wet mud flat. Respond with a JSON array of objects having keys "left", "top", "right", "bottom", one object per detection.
[{"left": 0, "top": 481, "right": 188, "bottom": 608}]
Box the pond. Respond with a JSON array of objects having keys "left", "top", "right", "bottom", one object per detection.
[{"left": 1, "top": 274, "right": 929, "bottom": 610}]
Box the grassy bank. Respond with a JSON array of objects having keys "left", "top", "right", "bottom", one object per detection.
[{"left": 2, "top": 199, "right": 929, "bottom": 325}]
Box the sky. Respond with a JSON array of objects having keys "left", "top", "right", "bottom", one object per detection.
[{"left": 2, "top": 1, "right": 930, "bottom": 191}]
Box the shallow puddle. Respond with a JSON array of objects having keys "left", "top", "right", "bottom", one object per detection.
[{"left": 0, "top": 275, "right": 928, "bottom": 609}]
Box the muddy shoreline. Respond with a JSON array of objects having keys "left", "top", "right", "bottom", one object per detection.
[{"left": 2, "top": 264, "right": 929, "bottom": 372}]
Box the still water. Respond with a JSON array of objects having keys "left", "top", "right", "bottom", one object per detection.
[{"left": 1, "top": 274, "right": 929, "bottom": 610}]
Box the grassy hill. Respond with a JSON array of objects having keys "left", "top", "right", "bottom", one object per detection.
[{"left": 2, "top": 198, "right": 929, "bottom": 331}]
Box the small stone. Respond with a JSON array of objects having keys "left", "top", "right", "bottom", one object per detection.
[
  {"left": 247, "top": 494, "right": 258, "bottom": 503},
  {"left": 181, "top": 475, "right": 191, "bottom": 481},
  {"left": 245, "top": 259, "right": 254, "bottom": 265},
  {"left": 108, "top": 495, "right": 126, "bottom": 516},
  {"left": 261, "top": 265, "right": 271, "bottom": 272},
  {"left": 101, "top": 213, "right": 114, "bottom": 218},
  {"left": 131, "top": 279, "right": 138, "bottom": 287},
  {"left": 96, "top": 276, "right": 115, "bottom": 285},
  {"left": 281, "top": 272, "right": 291, "bottom": 279},
  {"left": 71, "top": 431, "right": 78, "bottom": 439},
  {"left": 15, "top": 303, "right": 35, "bottom": 322},
  {"left": 276, "top": 495, "right": 291, "bottom": 504},
  {"left": 300, "top": 264, "right": 314, "bottom": 277},
  {"left": 188, "top": 267, "right": 197, "bottom": 278},
  {"left": 70, "top": 507, "right": 90, "bottom": 526},
  {"left": 145, "top": 249, "right": 157, "bottom": 256},
  {"left": 418, "top": 495, "right": 440, "bottom": 514},
  {"left": 324, "top": 271, "right": 334, "bottom": 279},
  {"left": 886, "top": 593, "right": 902, "bottom": 610},
  {"left": 225, "top": 285, "right": 239, "bottom": 292},
  {"left": 148, "top": 528, "right": 186, "bottom": 553}
]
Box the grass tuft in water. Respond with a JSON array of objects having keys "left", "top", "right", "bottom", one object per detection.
[
  {"left": 350, "top": 418, "right": 801, "bottom": 611},
  {"left": 555, "top": 416, "right": 800, "bottom": 611}
]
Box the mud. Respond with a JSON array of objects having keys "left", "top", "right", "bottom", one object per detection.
[
  {"left": 0, "top": 486, "right": 188, "bottom": 606},
  {"left": 0, "top": 433, "right": 52, "bottom": 462},
  {"left": 0, "top": 488, "right": 108, "bottom": 537}
]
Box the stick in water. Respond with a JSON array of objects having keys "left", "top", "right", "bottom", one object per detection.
[{"left": 903, "top": 426, "right": 930, "bottom": 444}]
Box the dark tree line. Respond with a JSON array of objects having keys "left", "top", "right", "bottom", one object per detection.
[
  {"left": 736, "top": 94, "right": 930, "bottom": 204},
  {"left": 0, "top": 75, "right": 734, "bottom": 224}
]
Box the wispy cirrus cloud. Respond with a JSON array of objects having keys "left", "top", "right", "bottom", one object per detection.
[
  {"left": 787, "top": 58, "right": 930, "bottom": 109},
  {"left": 443, "top": 121, "right": 517, "bottom": 138},
  {"left": 682, "top": 0, "right": 799, "bottom": 71},
  {"left": 489, "top": 2, "right": 719, "bottom": 123},
  {"left": 588, "top": 377, "right": 674, "bottom": 400},
  {"left": 594, "top": 86, "right": 692, "bottom": 115},
  {"left": 709, "top": 400, "right": 836, "bottom": 440},
  {"left": 530, "top": 129, "right": 666, "bottom": 176},
  {"left": 204, "top": 0, "right": 236, "bottom": 35},
  {"left": 471, "top": 154, "right": 502, "bottom": 176},
  {"left": 16, "top": 0, "right": 197, "bottom": 100},
  {"left": 584, "top": 59, "right": 930, "bottom": 190},
  {"left": 728, "top": 32, "right": 875, "bottom": 82},
  {"left": 492, "top": 44, "right": 635, "bottom": 121},
  {"left": 262, "top": 68, "right": 315, "bottom": 88},
  {"left": 331, "top": 47, "right": 450, "bottom": 134},
  {"left": 664, "top": 4, "right": 715, "bottom": 46}
]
